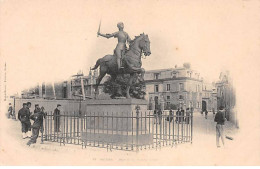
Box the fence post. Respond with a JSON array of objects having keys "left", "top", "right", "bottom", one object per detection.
[
  {"left": 135, "top": 105, "right": 140, "bottom": 152},
  {"left": 44, "top": 112, "right": 48, "bottom": 141},
  {"left": 41, "top": 111, "right": 46, "bottom": 144},
  {"left": 191, "top": 110, "right": 193, "bottom": 144}
]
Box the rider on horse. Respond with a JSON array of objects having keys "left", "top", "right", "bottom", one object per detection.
[{"left": 97, "top": 22, "right": 132, "bottom": 71}]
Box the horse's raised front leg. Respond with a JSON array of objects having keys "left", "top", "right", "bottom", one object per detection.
[{"left": 126, "top": 73, "right": 135, "bottom": 98}]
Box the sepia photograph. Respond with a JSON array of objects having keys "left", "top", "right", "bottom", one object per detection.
[{"left": 0, "top": 0, "right": 260, "bottom": 166}]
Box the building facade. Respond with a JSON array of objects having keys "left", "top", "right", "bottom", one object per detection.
[
  {"left": 20, "top": 64, "right": 218, "bottom": 112},
  {"left": 215, "top": 71, "right": 237, "bottom": 126},
  {"left": 144, "top": 64, "right": 217, "bottom": 111}
]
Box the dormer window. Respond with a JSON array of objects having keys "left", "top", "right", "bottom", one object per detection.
[
  {"left": 154, "top": 73, "right": 159, "bottom": 80},
  {"left": 172, "top": 71, "right": 178, "bottom": 78}
]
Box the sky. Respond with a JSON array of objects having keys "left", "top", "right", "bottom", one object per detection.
[{"left": 0, "top": 0, "right": 260, "bottom": 96}]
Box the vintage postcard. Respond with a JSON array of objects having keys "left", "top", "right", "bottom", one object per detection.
[{"left": 0, "top": 0, "right": 260, "bottom": 166}]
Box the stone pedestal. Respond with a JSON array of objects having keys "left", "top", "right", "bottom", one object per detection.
[
  {"left": 81, "top": 98, "right": 148, "bottom": 113},
  {"left": 80, "top": 99, "right": 153, "bottom": 145}
]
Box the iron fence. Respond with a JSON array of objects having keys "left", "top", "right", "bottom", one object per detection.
[{"left": 41, "top": 110, "right": 193, "bottom": 152}]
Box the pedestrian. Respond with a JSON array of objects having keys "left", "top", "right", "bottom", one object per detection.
[
  {"left": 34, "top": 104, "right": 40, "bottom": 114},
  {"left": 175, "top": 108, "right": 180, "bottom": 123},
  {"left": 169, "top": 109, "right": 174, "bottom": 122},
  {"left": 166, "top": 109, "right": 174, "bottom": 122},
  {"left": 181, "top": 107, "right": 185, "bottom": 123},
  {"left": 39, "top": 106, "right": 46, "bottom": 137},
  {"left": 8, "top": 103, "right": 13, "bottom": 119},
  {"left": 213, "top": 108, "right": 215, "bottom": 117},
  {"left": 157, "top": 108, "right": 162, "bottom": 125},
  {"left": 33, "top": 104, "right": 45, "bottom": 136},
  {"left": 18, "top": 103, "right": 31, "bottom": 139},
  {"left": 191, "top": 107, "right": 194, "bottom": 114},
  {"left": 153, "top": 109, "right": 157, "bottom": 124},
  {"left": 214, "top": 106, "right": 226, "bottom": 148},
  {"left": 205, "top": 109, "right": 208, "bottom": 119},
  {"left": 186, "top": 108, "right": 190, "bottom": 124},
  {"left": 27, "top": 104, "right": 46, "bottom": 146},
  {"left": 53, "top": 104, "right": 61, "bottom": 132},
  {"left": 26, "top": 102, "right": 32, "bottom": 137}
]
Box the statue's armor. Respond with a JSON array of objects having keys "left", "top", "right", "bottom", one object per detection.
[{"left": 112, "top": 31, "right": 129, "bottom": 69}]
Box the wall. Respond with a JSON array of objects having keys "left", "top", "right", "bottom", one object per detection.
[{"left": 13, "top": 98, "right": 81, "bottom": 118}]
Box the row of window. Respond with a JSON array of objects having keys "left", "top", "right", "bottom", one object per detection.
[
  {"left": 155, "top": 83, "right": 203, "bottom": 92},
  {"left": 154, "top": 73, "right": 178, "bottom": 80},
  {"left": 155, "top": 83, "right": 184, "bottom": 92},
  {"left": 165, "top": 95, "right": 184, "bottom": 100},
  {"left": 153, "top": 71, "right": 200, "bottom": 80},
  {"left": 165, "top": 101, "right": 201, "bottom": 108}
]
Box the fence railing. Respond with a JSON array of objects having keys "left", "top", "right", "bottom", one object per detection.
[{"left": 42, "top": 110, "right": 193, "bottom": 152}]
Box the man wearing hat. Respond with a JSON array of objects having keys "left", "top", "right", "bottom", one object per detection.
[
  {"left": 27, "top": 105, "right": 46, "bottom": 146},
  {"left": 53, "top": 104, "right": 61, "bottom": 132},
  {"left": 18, "top": 103, "right": 31, "bottom": 139},
  {"left": 214, "top": 106, "right": 226, "bottom": 148},
  {"left": 34, "top": 104, "right": 40, "bottom": 114}
]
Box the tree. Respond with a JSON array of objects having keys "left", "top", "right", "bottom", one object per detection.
[
  {"left": 103, "top": 74, "right": 146, "bottom": 99},
  {"left": 183, "top": 62, "right": 191, "bottom": 69}
]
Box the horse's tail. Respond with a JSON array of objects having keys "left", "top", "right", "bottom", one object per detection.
[{"left": 91, "top": 58, "right": 102, "bottom": 70}]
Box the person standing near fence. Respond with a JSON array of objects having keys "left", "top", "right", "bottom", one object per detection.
[
  {"left": 26, "top": 102, "right": 32, "bottom": 138},
  {"left": 181, "top": 107, "right": 185, "bottom": 123},
  {"left": 168, "top": 109, "right": 174, "bottom": 122},
  {"left": 53, "top": 104, "right": 61, "bottom": 132},
  {"left": 157, "top": 108, "right": 162, "bottom": 125},
  {"left": 18, "top": 103, "right": 31, "bottom": 139},
  {"left": 40, "top": 106, "right": 46, "bottom": 137},
  {"left": 8, "top": 103, "right": 13, "bottom": 119},
  {"left": 175, "top": 108, "right": 180, "bottom": 123},
  {"left": 185, "top": 108, "right": 190, "bottom": 124},
  {"left": 34, "top": 104, "right": 40, "bottom": 114},
  {"left": 27, "top": 104, "right": 46, "bottom": 146},
  {"left": 153, "top": 109, "right": 157, "bottom": 124},
  {"left": 214, "top": 106, "right": 226, "bottom": 148}
]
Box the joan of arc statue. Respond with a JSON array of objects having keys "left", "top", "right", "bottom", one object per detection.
[{"left": 97, "top": 22, "right": 132, "bottom": 70}]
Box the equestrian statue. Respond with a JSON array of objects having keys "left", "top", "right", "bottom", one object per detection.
[{"left": 91, "top": 22, "right": 151, "bottom": 98}]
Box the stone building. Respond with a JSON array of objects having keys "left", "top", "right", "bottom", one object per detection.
[
  {"left": 215, "top": 71, "right": 237, "bottom": 126},
  {"left": 144, "top": 64, "right": 217, "bottom": 111}
]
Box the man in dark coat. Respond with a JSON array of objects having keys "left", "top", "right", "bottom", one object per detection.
[
  {"left": 185, "top": 108, "right": 190, "bottom": 124},
  {"left": 175, "top": 108, "right": 180, "bottom": 123},
  {"left": 18, "top": 103, "right": 31, "bottom": 139},
  {"left": 26, "top": 102, "right": 32, "bottom": 137},
  {"left": 157, "top": 108, "right": 162, "bottom": 125},
  {"left": 167, "top": 109, "right": 174, "bottom": 122},
  {"left": 8, "top": 103, "right": 13, "bottom": 119},
  {"left": 205, "top": 109, "right": 208, "bottom": 119},
  {"left": 53, "top": 104, "right": 61, "bottom": 132},
  {"left": 214, "top": 106, "right": 226, "bottom": 148},
  {"left": 27, "top": 104, "right": 46, "bottom": 145},
  {"left": 180, "top": 107, "right": 185, "bottom": 122},
  {"left": 153, "top": 109, "right": 157, "bottom": 124}
]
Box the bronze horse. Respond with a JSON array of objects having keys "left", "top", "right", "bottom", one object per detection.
[{"left": 91, "top": 33, "right": 151, "bottom": 98}]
